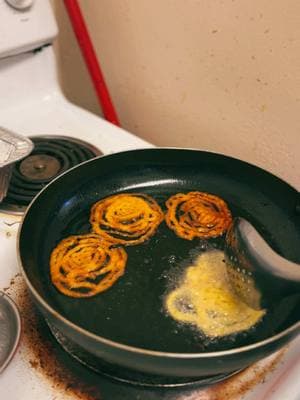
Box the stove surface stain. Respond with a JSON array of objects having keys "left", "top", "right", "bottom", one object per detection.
[{"left": 4, "top": 275, "right": 286, "bottom": 400}]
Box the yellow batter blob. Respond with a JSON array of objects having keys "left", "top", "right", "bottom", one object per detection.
[{"left": 165, "top": 250, "right": 265, "bottom": 337}]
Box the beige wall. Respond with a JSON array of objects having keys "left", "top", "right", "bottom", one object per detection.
[{"left": 51, "top": 1, "right": 300, "bottom": 188}]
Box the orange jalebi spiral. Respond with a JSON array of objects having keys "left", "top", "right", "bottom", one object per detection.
[
  {"left": 50, "top": 234, "right": 127, "bottom": 298},
  {"left": 165, "top": 191, "right": 232, "bottom": 240},
  {"left": 90, "top": 193, "right": 164, "bottom": 246}
]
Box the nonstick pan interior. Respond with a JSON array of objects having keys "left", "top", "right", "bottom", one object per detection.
[{"left": 19, "top": 149, "right": 300, "bottom": 354}]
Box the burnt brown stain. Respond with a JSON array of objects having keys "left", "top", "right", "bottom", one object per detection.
[
  {"left": 4, "top": 275, "right": 286, "bottom": 400},
  {"left": 4, "top": 276, "right": 101, "bottom": 400},
  {"left": 198, "top": 350, "right": 285, "bottom": 400}
]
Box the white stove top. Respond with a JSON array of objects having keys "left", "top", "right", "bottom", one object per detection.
[
  {"left": 0, "top": 44, "right": 299, "bottom": 399},
  {"left": 0, "top": 215, "right": 299, "bottom": 400}
]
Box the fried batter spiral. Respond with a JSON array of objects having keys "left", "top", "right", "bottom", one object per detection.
[
  {"left": 50, "top": 234, "right": 127, "bottom": 298},
  {"left": 90, "top": 193, "right": 164, "bottom": 246},
  {"left": 165, "top": 191, "right": 232, "bottom": 239}
]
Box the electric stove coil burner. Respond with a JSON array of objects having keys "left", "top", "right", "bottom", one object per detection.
[
  {"left": 0, "top": 136, "right": 101, "bottom": 214},
  {"left": 48, "top": 322, "right": 240, "bottom": 388}
]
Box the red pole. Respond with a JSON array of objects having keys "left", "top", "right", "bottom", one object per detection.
[{"left": 63, "top": 0, "right": 120, "bottom": 126}]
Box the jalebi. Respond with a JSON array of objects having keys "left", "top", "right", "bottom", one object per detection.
[
  {"left": 165, "top": 251, "right": 265, "bottom": 337},
  {"left": 50, "top": 234, "right": 127, "bottom": 298},
  {"left": 165, "top": 191, "right": 232, "bottom": 239},
  {"left": 90, "top": 193, "right": 164, "bottom": 246}
]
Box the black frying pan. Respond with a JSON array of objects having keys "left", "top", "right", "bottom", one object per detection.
[{"left": 18, "top": 148, "right": 300, "bottom": 379}]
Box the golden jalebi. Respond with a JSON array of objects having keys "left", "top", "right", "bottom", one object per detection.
[
  {"left": 50, "top": 234, "right": 127, "bottom": 298},
  {"left": 90, "top": 193, "right": 164, "bottom": 246},
  {"left": 165, "top": 191, "right": 232, "bottom": 239},
  {"left": 165, "top": 251, "right": 265, "bottom": 337}
]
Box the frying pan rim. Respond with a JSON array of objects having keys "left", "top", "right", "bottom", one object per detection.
[{"left": 17, "top": 147, "right": 300, "bottom": 359}]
